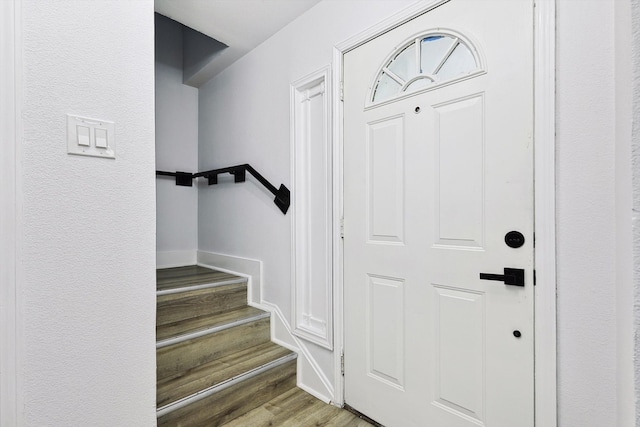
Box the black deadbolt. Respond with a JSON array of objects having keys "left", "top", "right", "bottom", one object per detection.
[
  {"left": 513, "top": 330, "right": 522, "bottom": 338},
  {"left": 505, "top": 231, "right": 525, "bottom": 248}
]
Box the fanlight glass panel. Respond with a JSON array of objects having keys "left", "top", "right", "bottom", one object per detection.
[
  {"left": 375, "top": 73, "right": 402, "bottom": 102},
  {"left": 372, "top": 34, "right": 480, "bottom": 103},
  {"left": 388, "top": 45, "right": 416, "bottom": 82}
]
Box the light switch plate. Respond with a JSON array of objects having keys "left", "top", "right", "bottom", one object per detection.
[{"left": 67, "top": 114, "right": 115, "bottom": 159}]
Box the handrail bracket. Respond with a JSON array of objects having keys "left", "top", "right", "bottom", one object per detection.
[{"left": 156, "top": 164, "right": 290, "bottom": 215}]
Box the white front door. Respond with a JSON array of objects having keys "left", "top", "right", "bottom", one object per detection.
[{"left": 343, "top": 1, "right": 534, "bottom": 426}]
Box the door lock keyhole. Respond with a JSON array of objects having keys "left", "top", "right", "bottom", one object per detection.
[
  {"left": 513, "top": 330, "right": 522, "bottom": 338},
  {"left": 414, "top": 106, "right": 421, "bottom": 113}
]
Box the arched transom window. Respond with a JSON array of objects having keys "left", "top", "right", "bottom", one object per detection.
[{"left": 371, "top": 31, "right": 483, "bottom": 104}]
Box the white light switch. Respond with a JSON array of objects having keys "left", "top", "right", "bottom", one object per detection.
[
  {"left": 95, "top": 128, "right": 108, "bottom": 148},
  {"left": 67, "top": 114, "right": 115, "bottom": 159},
  {"left": 77, "top": 125, "right": 91, "bottom": 146}
]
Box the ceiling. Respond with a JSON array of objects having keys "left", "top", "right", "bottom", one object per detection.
[{"left": 155, "top": 0, "right": 322, "bottom": 85}]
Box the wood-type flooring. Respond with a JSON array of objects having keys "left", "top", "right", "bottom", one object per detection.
[
  {"left": 221, "top": 387, "right": 374, "bottom": 427},
  {"left": 157, "top": 265, "right": 375, "bottom": 426}
]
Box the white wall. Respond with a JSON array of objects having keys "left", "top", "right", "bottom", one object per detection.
[
  {"left": 197, "top": 0, "right": 416, "bottom": 395},
  {"left": 556, "top": 0, "right": 618, "bottom": 425},
  {"left": 156, "top": 14, "right": 199, "bottom": 266},
  {"left": 615, "top": 1, "right": 636, "bottom": 426},
  {"left": 20, "top": 1, "right": 157, "bottom": 425},
  {"left": 1, "top": 1, "right": 19, "bottom": 425},
  {"left": 631, "top": 0, "right": 640, "bottom": 423}
]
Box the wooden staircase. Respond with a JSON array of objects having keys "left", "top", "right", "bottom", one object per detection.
[
  {"left": 156, "top": 265, "right": 373, "bottom": 426},
  {"left": 156, "top": 265, "right": 296, "bottom": 426}
]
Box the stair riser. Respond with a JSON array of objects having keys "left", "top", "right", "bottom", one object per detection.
[
  {"left": 157, "top": 266, "right": 239, "bottom": 291},
  {"left": 157, "top": 359, "right": 297, "bottom": 427},
  {"left": 157, "top": 283, "right": 247, "bottom": 326},
  {"left": 157, "top": 317, "right": 270, "bottom": 381}
]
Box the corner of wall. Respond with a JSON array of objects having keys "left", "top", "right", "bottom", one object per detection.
[
  {"left": 1, "top": 0, "right": 21, "bottom": 424},
  {"left": 630, "top": 0, "right": 640, "bottom": 423},
  {"left": 619, "top": 1, "right": 639, "bottom": 425},
  {"left": 197, "top": 250, "right": 262, "bottom": 304},
  {"left": 156, "top": 250, "right": 198, "bottom": 269}
]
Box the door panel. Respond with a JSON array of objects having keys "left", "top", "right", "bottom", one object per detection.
[
  {"left": 434, "top": 94, "right": 485, "bottom": 248},
  {"left": 433, "top": 285, "right": 485, "bottom": 421},
  {"left": 343, "top": 1, "right": 534, "bottom": 426},
  {"left": 368, "top": 274, "right": 405, "bottom": 388},
  {"left": 367, "top": 116, "right": 405, "bottom": 244}
]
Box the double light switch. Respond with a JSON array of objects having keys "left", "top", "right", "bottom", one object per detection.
[{"left": 67, "top": 114, "right": 115, "bottom": 158}]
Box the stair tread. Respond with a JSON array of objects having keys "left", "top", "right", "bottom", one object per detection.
[
  {"left": 157, "top": 281, "right": 248, "bottom": 326},
  {"left": 157, "top": 265, "right": 244, "bottom": 292},
  {"left": 157, "top": 341, "right": 295, "bottom": 408},
  {"left": 158, "top": 358, "right": 297, "bottom": 426},
  {"left": 156, "top": 305, "right": 267, "bottom": 342},
  {"left": 156, "top": 315, "right": 271, "bottom": 382}
]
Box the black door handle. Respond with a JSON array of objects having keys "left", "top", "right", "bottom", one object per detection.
[{"left": 479, "top": 268, "right": 525, "bottom": 286}]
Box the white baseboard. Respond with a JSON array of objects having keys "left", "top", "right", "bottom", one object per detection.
[
  {"left": 156, "top": 250, "right": 197, "bottom": 268},
  {"left": 261, "top": 301, "right": 334, "bottom": 404},
  {"left": 196, "top": 251, "right": 335, "bottom": 404},
  {"left": 197, "top": 251, "right": 262, "bottom": 306}
]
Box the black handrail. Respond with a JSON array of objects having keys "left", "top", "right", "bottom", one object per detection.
[{"left": 156, "top": 164, "right": 290, "bottom": 214}]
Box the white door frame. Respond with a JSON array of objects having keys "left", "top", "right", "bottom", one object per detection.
[
  {"left": 331, "top": 1, "right": 556, "bottom": 425},
  {"left": 1, "top": 0, "right": 22, "bottom": 425}
]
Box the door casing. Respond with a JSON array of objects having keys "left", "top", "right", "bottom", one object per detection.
[{"left": 330, "top": 1, "right": 557, "bottom": 426}]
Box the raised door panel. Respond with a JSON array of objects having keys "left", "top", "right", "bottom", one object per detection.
[
  {"left": 433, "top": 94, "right": 485, "bottom": 250},
  {"left": 433, "top": 285, "right": 485, "bottom": 424},
  {"left": 367, "top": 274, "right": 405, "bottom": 389},
  {"left": 367, "top": 116, "right": 405, "bottom": 245}
]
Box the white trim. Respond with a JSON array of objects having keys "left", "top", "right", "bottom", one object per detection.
[
  {"left": 335, "top": 0, "right": 450, "bottom": 54},
  {"left": 197, "top": 251, "right": 262, "bottom": 306},
  {"left": 156, "top": 250, "right": 197, "bottom": 269},
  {"left": 331, "top": 45, "right": 345, "bottom": 406},
  {"left": 332, "top": 2, "right": 557, "bottom": 426},
  {"left": 195, "top": 253, "right": 335, "bottom": 401},
  {"left": 197, "top": 255, "right": 335, "bottom": 404},
  {"left": 290, "top": 64, "right": 334, "bottom": 350},
  {"left": 1, "top": 1, "right": 21, "bottom": 425},
  {"left": 261, "top": 301, "right": 334, "bottom": 404},
  {"left": 533, "top": 1, "right": 557, "bottom": 426}
]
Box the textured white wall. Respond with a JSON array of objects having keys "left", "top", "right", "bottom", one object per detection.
[
  {"left": 631, "top": 0, "right": 640, "bottom": 424},
  {"left": 21, "top": 1, "right": 157, "bottom": 425},
  {"left": 197, "top": 0, "right": 415, "bottom": 392},
  {"left": 156, "top": 14, "right": 199, "bottom": 259},
  {"left": 615, "top": 1, "right": 635, "bottom": 426},
  {"left": 556, "top": 0, "right": 617, "bottom": 425},
  {"left": 1, "top": 1, "right": 19, "bottom": 425}
]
